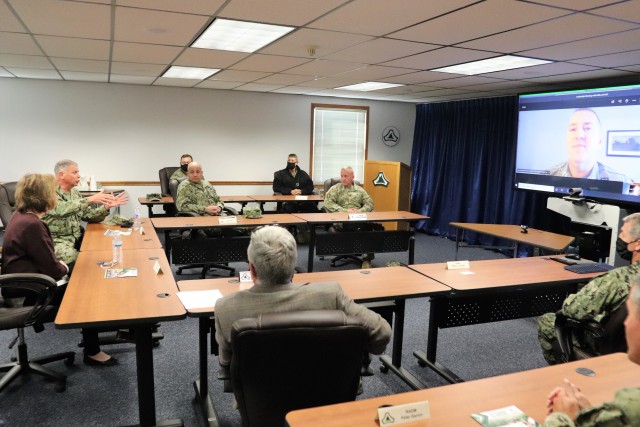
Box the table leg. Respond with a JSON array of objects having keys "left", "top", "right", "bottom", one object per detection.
[
  {"left": 164, "top": 231, "right": 172, "bottom": 260},
  {"left": 307, "top": 226, "right": 316, "bottom": 273},
  {"left": 134, "top": 325, "right": 183, "bottom": 427},
  {"left": 194, "top": 317, "right": 220, "bottom": 427},
  {"left": 379, "top": 299, "right": 425, "bottom": 391},
  {"left": 454, "top": 228, "right": 462, "bottom": 260}
]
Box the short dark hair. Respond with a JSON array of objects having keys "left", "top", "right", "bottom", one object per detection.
[
  {"left": 288, "top": 153, "right": 298, "bottom": 160},
  {"left": 180, "top": 154, "right": 193, "bottom": 161}
]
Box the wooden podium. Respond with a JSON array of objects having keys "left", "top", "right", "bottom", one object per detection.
[{"left": 364, "top": 160, "right": 412, "bottom": 230}]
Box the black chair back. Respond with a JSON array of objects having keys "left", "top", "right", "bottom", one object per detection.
[
  {"left": 159, "top": 167, "right": 179, "bottom": 196},
  {"left": 0, "top": 181, "right": 18, "bottom": 228},
  {"left": 230, "top": 310, "right": 368, "bottom": 427}
]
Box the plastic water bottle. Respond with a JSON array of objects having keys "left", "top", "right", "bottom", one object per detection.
[
  {"left": 112, "top": 231, "right": 123, "bottom": 264},
  {"left": 132, "top": 208, "right": 141, "bottom": 231}
]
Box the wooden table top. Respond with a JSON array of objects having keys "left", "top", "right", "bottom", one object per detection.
[
  {"left": 80, "top": 222, "right": 162, "bottom": 251},
  {"left": 138, "top": 196, "right": 173, "bottom": 205},
  {"left": 249, "top": 195, "right": 324, "bottom": 202},
  {"left": 286, "top": 353, "right": 640, "bottom": 427},
  {"left": 292, "top": 211, "right": 428, "bottom": 223},
  {"left": 410, "top": 256, "right": 605, "bottom": 292},
  {"left": 55, "top": 248, "right": 185, "bottom": 329},
  {"left": 151, "top": 213, "right": 306, "bottom": 229},
  {"left": 450, "top": 222, "right": 574, "bottom": 251},
  {"left": 177, "top": 266, "right": 450, "bottom": 316}
]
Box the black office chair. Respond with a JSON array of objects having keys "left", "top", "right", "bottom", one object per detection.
[
  {"left": 169, "top": 179, "right": 240, "bottom": 278},
  {"left": 0, "top": 181, "right": 18, "bottom": 229},
  {"left": 0, "top": 273, "right": 75, "bottom": 392},
  {"left": 553, "top": 302, "right": 628, "bottom": 363},
  {"left": 321, "top": 177, "right": 378, "bottom": 267},
  {"left": 223, "top": 310, "right": 369, "bottom": 427},
  {"left": 159, "top": 167, "right": 179, "bottom": 217}
]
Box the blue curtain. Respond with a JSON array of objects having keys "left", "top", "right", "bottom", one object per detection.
[{"left": 410, "top": 96, "right": 549, "bottom": 250}]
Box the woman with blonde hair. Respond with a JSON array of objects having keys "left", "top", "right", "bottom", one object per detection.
[{"left": 2, "top": 173, "right": 117, "bottom": 366}]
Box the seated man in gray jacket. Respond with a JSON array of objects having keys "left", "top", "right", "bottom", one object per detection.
[{"left": 214, "top": 225, "right": 392, "bottom": 367}]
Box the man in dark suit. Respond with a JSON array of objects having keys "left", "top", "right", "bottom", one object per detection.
[{"left": 214, "top": 225, "right": 391, "bottom": 367}]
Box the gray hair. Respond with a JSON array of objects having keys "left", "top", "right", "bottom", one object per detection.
[
  {"left": 247, "top": 226, "right": 297, "bottom": 286},
  {"left": 630, "top": 276, "right": 640, "bottom": 318},
  {"left": 341, "top": 166, "right": 354, "bottom": 175},
  {"left": 623, "top": 213, "right": 640, "bottom": 241},
  {"left": 54, "top": 159, "right": 77, "bottom": 175}
]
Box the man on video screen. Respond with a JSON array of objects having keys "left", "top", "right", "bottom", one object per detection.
[{"left": 547, "top": 108, "right": 633, "bottom": 183}]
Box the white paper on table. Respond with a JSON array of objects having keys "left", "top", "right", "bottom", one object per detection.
[{"left": 177, "top": 289, "right": 224, "bottom": 309}]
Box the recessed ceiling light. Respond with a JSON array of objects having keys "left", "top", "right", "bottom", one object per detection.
[
  {"left": 432, "top": 55, "right": 552, "bottom": 75},
  {"left": 192, "top": 18, "right": 295, "bottom": 53},
  {"left": 336, "top": 82, "right": 404, "bottom": 92},
  {"left": 162, "top": 66, "right": 220, "bottom": 80}
]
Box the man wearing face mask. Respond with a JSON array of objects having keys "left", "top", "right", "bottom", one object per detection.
[
  {"left": 272, "top": 153, "right": 318, "bottom": 213},
  {"left": 537, "top": 212, "right": 640, "bottom": 364},
  {"left": 170, "top": 154, "right": 205, "bottom": 181}
]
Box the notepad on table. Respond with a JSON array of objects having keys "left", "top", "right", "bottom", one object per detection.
[{"left": 177, "top": 290, "right": 223, "bottom": 310}]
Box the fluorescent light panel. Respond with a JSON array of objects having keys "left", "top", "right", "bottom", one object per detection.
[
  {"left": 162, "top": 66, "right": 220, "bottom": 80},
  {"left": 432, "top": 55, "right": 552, "bottom": 75},
  {"left": 192, "top": 18, "right": 295, "bottom": 53},
  {"left": 337, "top": 82, "right": 404, "bottom": 92}
]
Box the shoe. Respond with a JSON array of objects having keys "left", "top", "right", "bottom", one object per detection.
[
  {"left": 361, "top": 260, "right": 372, "bottom": 269},
  {"left": 83, "top": 355, "right": 118, "bottom": 366}
]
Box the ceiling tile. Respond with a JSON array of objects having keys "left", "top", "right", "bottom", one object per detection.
[
  {"left": 309, "top": 0, "right": 478, "bottom": 36},
  {"left": 218, "top": 0, "right": 349, "bottom": 26},
  {"left": 0, "top": 32, "right": 41, "bottom": 55},
  {"left": 233, "top": 82, "right": 285, "bottom": 92},
  {"left": 523, "top": 0, "right": 622, "bottom": 11},
  {"left": 112, "top": 41, "right": 182, "bottom": 64},
  {"left": 378, "top": 70, "right": 453, "bottom": 84},
  {"left": 0, "top": 2, "right": 25, "bottom": 32},
  {"left": 5, "top": 67, "right": 61, "bottom": 79},
  {"left": 195, "top": 80, "right": 244, "bottom": 89},
  {"left": 523, "top": 68, "right": 635, "bottom": 83},
  {"left": 323, "top": 38, "right": 440, "bottom": 64},
  {"left": 0, "top": 53, "right": 52, "bottom": 69},
  {"left": 260, "top": 28, "right": 373, "bottom": 58},
  {"left": 35, "top": 35, "right": 110, "bottom": 60},
  {"left": 459, "top": 12, "right": 638, "bottom": 53},
  {"left": 117, "top": 0, "right": 226, "bottom": 15},
  {"left": 114, "top": 6, "right": 209, "bottom": 45},
  {"left": 109, "top": 74, "right": 157, "bottom": 84},
  {"left": 230, "top": 54, "right": 311, "bottom": 73},
  {"left": 254, "top": 73, "right": 313, "bottom": 85},
  {"left": 284, "top": 59, "right": 367, "bottom": 77},
  {"left": 59, "top": 71, "right": 108, "bottom": 82},
  {"left": 0, "top": 67, "right": 15, "bottom": 77},
  {"left": 571, "top": 50, "right": 640, "bottom": 68},
  {"left": 9, "top": 0, "right": 110, "bottom": 39},
  {"left": 382, "top": 47, "right": 495, "bottom": 70},
  {"left": 272, "top": 86, "right": 318, "bottom": 94},
  {"left": 110, "top": 61, "right": 166, "bottom": 76},
  {"left": 483, "top": 61, "right": 600, "bottom": 79},
  {"left": 337, "top": 65, "right": 417, "bottom": 81},
  {"left": 51, "top": 57, "right": 109, "bottom": 73},
  {"left": 589, "top": 1, "right": 640, "bottom": 23},
  {"left": 154, "top": 77, "right": 199, "bottom": 87},
  {"left": 209, "top": 69, "right": 271, "bottom": 82}
]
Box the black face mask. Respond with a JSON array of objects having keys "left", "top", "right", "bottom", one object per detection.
[
  {"left": 180, "top": 164, "right": 189, "bottom": 172},
  {"left": 286, "top": 162, "right": 296, "bottom": 170},
  {"left": 616, "top": 237, "right": 634, "bottom": 261}
]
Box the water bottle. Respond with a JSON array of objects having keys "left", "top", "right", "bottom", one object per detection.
[
  {"left": 132, "top": 208, "right": 141, "bottom": 231},
  {"left": 112, "top": 231, "right": 123, "bottom": 264}
]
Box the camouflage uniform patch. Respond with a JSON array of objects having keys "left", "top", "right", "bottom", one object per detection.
[
  {"left": 537, "top": 261, "right": 640, "bottom": 364},
  {"left": 42, "top": 186, "right": 110, "bottom": 264},
  {"left": 324, "top": 183, "right": 374, "bottom": 232},
  {"left": 544, "top": 387, "right": 640, "bottom": 426}
]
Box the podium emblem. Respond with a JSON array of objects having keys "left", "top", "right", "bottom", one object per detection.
[{"left": 373, "top": 171, "right": 390, "bottom": 187}]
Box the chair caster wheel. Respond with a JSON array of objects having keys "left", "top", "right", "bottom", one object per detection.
[
  {"left": 153, "top": 340, "right": 161, "bottom": 348},
  {"left": 55, "top": 381, "right": 67, "bottom": 392},
  {"left": 379, "top": 365, "right": 389, "bottom": 374},
  {"left": 417, "top": 360, "right": 427, "bottom": 368},
  {"left": 64, "top": 354, "right": 75, "bottom": 366}
]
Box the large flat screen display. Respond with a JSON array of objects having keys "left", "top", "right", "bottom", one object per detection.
[{"left": 515, "top": 83, "right": 640, "bottom": 206}]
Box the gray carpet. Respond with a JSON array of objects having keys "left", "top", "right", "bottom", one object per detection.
[{"left": 0, "top": 232, "right": 548, "bottom": 426}]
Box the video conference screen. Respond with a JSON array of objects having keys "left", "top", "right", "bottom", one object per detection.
[{"left": 514, "top": 83, "right": 640, "bottom": 206}]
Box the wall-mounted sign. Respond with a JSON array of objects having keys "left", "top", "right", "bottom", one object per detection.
[{"left": 382, "top": 126, "right": 400, "bottom": 147}]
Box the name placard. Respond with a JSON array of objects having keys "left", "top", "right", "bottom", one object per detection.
[
  {"left": 377, "top": 401, "right": 430, "bottom": 425},
  {"left": 348, "top": 213, "right": 367, "bottom": 220},
  {"left": 294, "top": 195, "right": 308, "bottom": 200},
  {"left": 219, "top": 216, "right": 238, "bottom": 224},
  {"left": 153, "top": 260, "right": 163, "bottom": 275},
  {"left": 239, "top": 271, "right": 252, "bottom": 283},
  {"left": 446, "top": 260, "right": 470, "bottom": 270}
]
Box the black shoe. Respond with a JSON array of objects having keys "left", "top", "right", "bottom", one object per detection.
[{"left": 83, "top": 355, "right": 118, "bottom": 366}]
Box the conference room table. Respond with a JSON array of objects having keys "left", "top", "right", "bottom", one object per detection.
[
  {"left": 151, "top": 213, "right": 307, "bottom": 260},
  {"left": 286, "top": 352, "right": 640, "bottom": 427},
  {"left": 137, "top": 196, "right": 175, "bottom": 217},
  {"left": 249, "top": 194, "right": 324, "bottom": 212},
  {"left": 176, "top": 266, "right": 450, "bottom": 426},
  {"left": 80, "top": 221, "right": 162, "bottom": 251},
  {"left": 408, "top": 256, "right": 605, "bottom": 384},
  {"left": 55, "top": 248, "right": 186, "bottom": 427},
  {"left": 450, "top": 222, "right": 575, "bottom": 259},
  {"left": 292, "top": 211, "right": 428, "bottom": 272}
]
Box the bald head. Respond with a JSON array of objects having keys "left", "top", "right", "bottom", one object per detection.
[{"left": 187, "top": 161, "right": 203, "bottom": 183}]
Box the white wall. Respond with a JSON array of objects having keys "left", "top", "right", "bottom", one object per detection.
[{"left": 0, "top": 79, "right": 415, "bottom": 217}]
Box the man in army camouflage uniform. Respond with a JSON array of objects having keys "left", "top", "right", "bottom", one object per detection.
[
  {"left": 169, "top": 154, "right": 193, "bottom": 181},
  {"left": 324, "top": 166, "right": 376, "bottom": 268},
  {"left": 543, "top": 275, "right": 640, "bottom": 427},
  {"left": 175, "top": 161, "right": 223, "bottom": 215},
  {"left": 43, "top": 159, "right": 129, "bottom": 266},
  {"left": 537, "top": 212, "right": 640, "bottom": 365}
]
